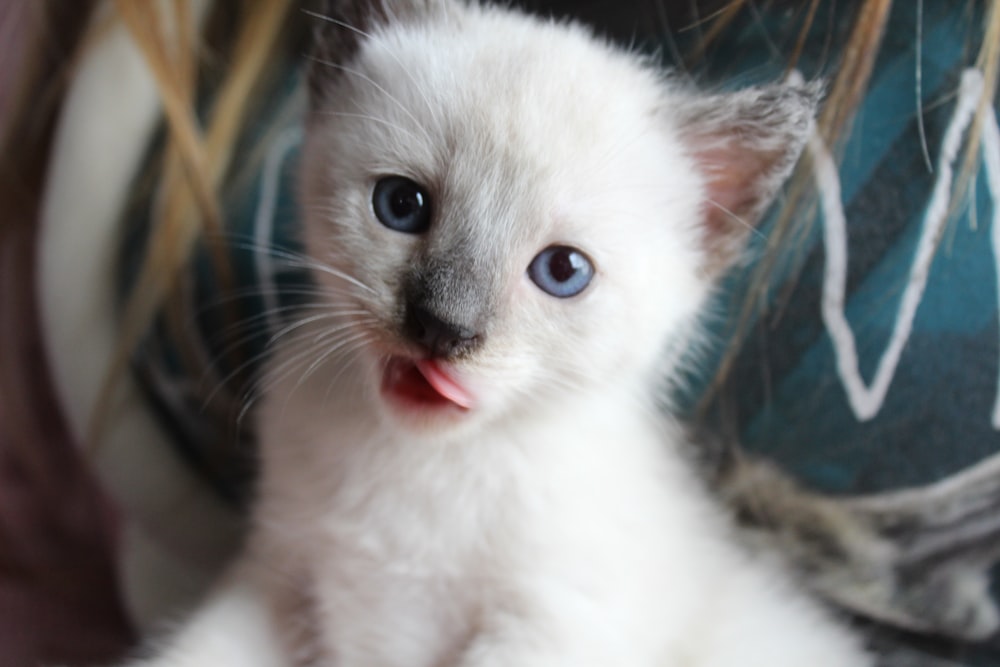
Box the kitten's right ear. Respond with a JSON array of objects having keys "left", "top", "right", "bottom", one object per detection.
[
  {"left": 674, "top": 80, "right": 822, "bottom": 277},
  {"left": 305, "top": 0, "right": 446, "bottom": 106}
]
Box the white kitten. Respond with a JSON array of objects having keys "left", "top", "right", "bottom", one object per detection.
[{"left": 126, "top": 1, "right": 870, "bottom": 665}]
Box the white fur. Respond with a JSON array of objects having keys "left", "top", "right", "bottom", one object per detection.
[{"left": 125, "top": 2, "right": 869, "bottom": 666}]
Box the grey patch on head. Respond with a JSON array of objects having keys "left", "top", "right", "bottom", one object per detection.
[{"left": 305, "top": 0, "right": 448, "bottom": 107}]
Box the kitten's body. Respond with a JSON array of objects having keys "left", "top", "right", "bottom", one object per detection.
[
  {"left": 254, "top": 351, "right": 860, "bottom": 666},
  {"left": 127, "top": 1, "right": 869, "bottom": 665}
]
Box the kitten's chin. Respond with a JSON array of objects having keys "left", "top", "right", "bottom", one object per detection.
[{"left": 379, "top": 356, "right": 476, "bottom": 422}]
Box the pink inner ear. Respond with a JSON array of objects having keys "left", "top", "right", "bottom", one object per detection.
[
  {"left": 676, "top": 82, "right": 818, "bottom": 273},
  {"left": 697, "top": 144, "right": 777, "bottom": 239},
  {"left": 690, "top": 139, "right": 788, "bottom": 276}
]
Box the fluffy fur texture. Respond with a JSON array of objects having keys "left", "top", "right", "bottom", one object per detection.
[{"left": 125, "top": 1, "right": 869, "bottom": 665}]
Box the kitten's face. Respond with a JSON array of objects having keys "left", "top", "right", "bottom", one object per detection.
[{"left": 297, "top": 1, "right": 815, "bottom": 430}]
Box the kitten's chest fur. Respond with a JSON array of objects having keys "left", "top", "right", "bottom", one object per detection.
[{"left": 253, "top": 350, "right": 725, "bottom": 666}]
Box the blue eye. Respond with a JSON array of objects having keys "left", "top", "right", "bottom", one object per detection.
[
  {"left": 528, "top": 245, "right": 594, "bottom": 298},
  {"left": 372, "top": 176, "right": 432, "bottom": 233}
]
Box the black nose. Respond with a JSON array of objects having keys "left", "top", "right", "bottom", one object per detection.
[{"left": 404, "top": 303, "right": 481, "bottom": 358}]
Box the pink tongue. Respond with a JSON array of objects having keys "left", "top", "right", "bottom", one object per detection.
[{"left": 415, "top": 360, "right": 475, "bottom": 409}]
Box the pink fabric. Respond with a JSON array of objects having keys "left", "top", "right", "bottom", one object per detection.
[
  {"left": 1, "top": 4, "right": 135, "bottom": 664},
  {"left": 0, "top": 0, "right": 25, "bottom": 122},
  {"left": 0, "top": 222, "right": 135, "bottom": 667}
]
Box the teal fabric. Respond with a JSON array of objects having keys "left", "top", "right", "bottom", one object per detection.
[
  {"left": 682, "top": 0, "right": 1000, "bottom": 497},
  {"left": 120, "top": 76, "right": 308, "bottom": 505}
]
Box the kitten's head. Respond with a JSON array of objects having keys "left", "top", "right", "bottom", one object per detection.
[{"left": 297, "top": 0, "right": 817, "bottom": 431}]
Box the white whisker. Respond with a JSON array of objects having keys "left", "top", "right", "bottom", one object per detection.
[
  {"left": 307, "top": 58, "right": 434, "bottom": 145},
  {"left": 318, "top": 110, "right": 423, "bottom": 144}
]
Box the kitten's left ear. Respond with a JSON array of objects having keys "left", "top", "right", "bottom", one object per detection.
[{"left": 675, "top": 81, "right": 821, "bottom": 276}]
